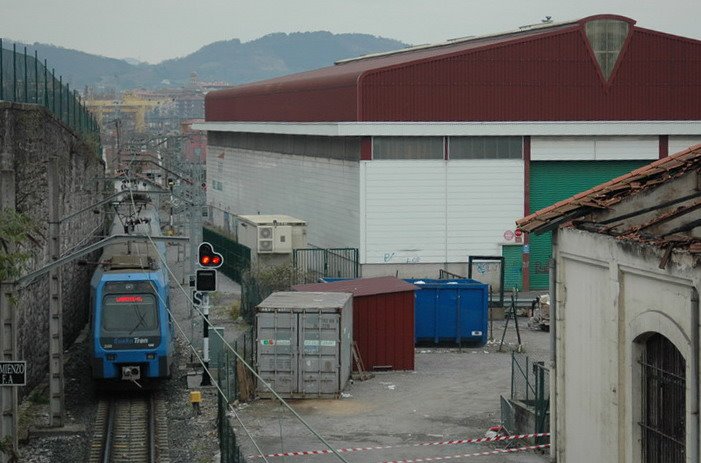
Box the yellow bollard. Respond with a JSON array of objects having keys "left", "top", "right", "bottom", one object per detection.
[{"left": 190, "top": 390, "right": 202, "bottom": 415}]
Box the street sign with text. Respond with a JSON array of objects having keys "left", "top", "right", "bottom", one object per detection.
[{"left": 0, "top": 361, "right": 26, "bottom": 386}]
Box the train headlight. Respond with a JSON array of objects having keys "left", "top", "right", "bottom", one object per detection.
[
  {"left": 146, "top": 353, "right": 156, "bottom": 360},
  {"left": 107, "top": 354, "right": 117, "bottom": 361}
]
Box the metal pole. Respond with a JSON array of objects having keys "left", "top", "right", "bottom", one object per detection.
[
  {"left": 34, "top": 50, "right": 38, "bottom": 104},
  {"left": 58, "top": 76, "right": 62, "bottom": 122},
  {"left": 43, "top": 59, "right": 47, "bottom": 108},
  {"left": 200, "top": 293, "right": 211, "bottom": 386},
  {"left": 23, "top": 46, "right": 27, "bottom": 103},
  {"left": 12, "top": 43, "right": 16, "bottom": 101},
  {"left": 51, "top": 69, "right": 55, "bottom": 114},
  {"left": 65, "top": 84, "right": 70, "bottom": 126},
  {"left": 48, "top": 154, "right": 65, "bottom": 427},
  {"left": 0, "top": 39, "right": 4, "bottom": 101}
]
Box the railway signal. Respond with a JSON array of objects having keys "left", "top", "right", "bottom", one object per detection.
[{"left": 197, "top": 242, "right": 223, "bottom": 268}]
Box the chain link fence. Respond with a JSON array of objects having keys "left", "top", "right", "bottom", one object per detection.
[
  {"left": 216, "top": 329, "right": 256, "bottom": 463},
  {"left": 0, "top": 40, "right": 100, "bottom": 152}
]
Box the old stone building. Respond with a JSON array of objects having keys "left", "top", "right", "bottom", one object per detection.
[{"left": 517, "top": 145, "right": 701, "bottom": 462}]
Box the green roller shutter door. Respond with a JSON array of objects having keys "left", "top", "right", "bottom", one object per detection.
[{"left": 529, "top": 160, "right": 649, "bottom": 289}]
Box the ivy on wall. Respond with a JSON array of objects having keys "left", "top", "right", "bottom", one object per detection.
[{"left": 0, "top": 208, "right": 41, "bottom": 281}]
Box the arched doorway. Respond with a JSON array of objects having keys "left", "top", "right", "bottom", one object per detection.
[{"left": 640, "top": 333, "right": 686, "bottom": 462}]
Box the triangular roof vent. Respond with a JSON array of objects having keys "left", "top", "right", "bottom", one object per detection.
[{"left": 584, "top": 18, "right": 632, "bottom": 81}]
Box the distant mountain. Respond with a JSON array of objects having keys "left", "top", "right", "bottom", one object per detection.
[{"left": 3, "top": 32, "right": 409, "bottom": 91}]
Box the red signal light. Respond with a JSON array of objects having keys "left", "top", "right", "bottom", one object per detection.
[{"left": 197, "top": 242, "right": 223, "bottom": 268}]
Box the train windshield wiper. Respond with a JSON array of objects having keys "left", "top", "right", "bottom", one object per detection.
[{"left": 129, "top": 307, "right": 149, "bottom": 335}]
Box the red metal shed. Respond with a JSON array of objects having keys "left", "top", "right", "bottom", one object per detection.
[
  {"left": 293, "top": 277, "right": 416, "bottom": 371},
  {"left": 205, "top": 15, "right": 701, "bottom": 123}
]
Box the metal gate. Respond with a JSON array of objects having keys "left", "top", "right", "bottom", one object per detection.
[{"left": 293, "top": 247, "right": 359, "bottom": 284}]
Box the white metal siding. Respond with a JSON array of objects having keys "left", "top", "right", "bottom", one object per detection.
[
  {"left": 531, "top": 136, "right": 658, "bottom": 161},
  {"left": 207, "top": 147, "right": 359, "bottom": 248},
  {"left": 669, "top": 136, "right": 701, "bottom": 154},
  {"left": 446, "top": 160, "right": 524, "bottom": 261},
  {"left": 360, "top": 160, "right": 523, "bottom": 265}
]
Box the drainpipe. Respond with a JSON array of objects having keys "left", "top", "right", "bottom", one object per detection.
[
  {"left": 691, "top": 288, "right": 699, "bottom": 463},
  {"left": 548, "top": 230, "right": 558, "bottom": 462}
]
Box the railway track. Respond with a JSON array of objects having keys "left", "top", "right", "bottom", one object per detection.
[{"left": 88, "top": 393, "right": 170, "bottom": 463}]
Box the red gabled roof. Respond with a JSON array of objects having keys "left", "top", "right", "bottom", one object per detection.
[
  {"left": 292, "top": 276, "right": 417, "bottom": 297},
  {"left": 205, "top": 15, "right": 701, "bottom": 123},
  {"left": 516, "top": 144, "right": 701, "bottom": 239}
]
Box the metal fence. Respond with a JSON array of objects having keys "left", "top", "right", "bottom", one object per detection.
[
  {"left": 203, "top": 227, "right": 251, "bottom": 283},
  {"left": 216, "top": 329, "right": 256, "bottom": 463},
  {"left": 0, "top": 40, "right": 100, "bottom": 150},
  {"left": 292, "top": 247, "right": 359, "bottom": 284},
  {"left": 510, "top": 352, "right": 550, "bottom": 443},
  {"left": 438, "top": 269, "right": 465, "bottom": 279}
]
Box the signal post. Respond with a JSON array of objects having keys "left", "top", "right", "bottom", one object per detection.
[{"left": 194, "top": 242, "right": 222, "bottom": 386}]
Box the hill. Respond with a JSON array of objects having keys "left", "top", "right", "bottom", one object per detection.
[{"left": 4, "top": 32, "right": 409, "bottom": 91}]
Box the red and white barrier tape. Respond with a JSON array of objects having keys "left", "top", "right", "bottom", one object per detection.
[
  {"left": 380, "top": 444, "right": 550, "bottom": 463},
  {"left": 251, "top": 432, "right": 550, "bottom": 459}
]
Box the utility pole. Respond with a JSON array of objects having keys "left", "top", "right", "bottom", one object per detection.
[
  {"left": 0, "top": 109, "right": 18, "bottom": 463},
  {"left": 47, "top": 154, "right": 65, "bottom": 427}
]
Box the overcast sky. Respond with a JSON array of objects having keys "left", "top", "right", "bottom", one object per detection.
[{"left": 3, "top": 0, "right": 700, "bottom": 63}]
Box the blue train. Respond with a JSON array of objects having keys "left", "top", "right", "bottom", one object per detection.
[{"left": 89, "top": 199, "right": 174, "bottom": 385}]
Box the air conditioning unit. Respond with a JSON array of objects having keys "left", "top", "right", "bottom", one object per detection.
[
  {"left": 258, "top": 226, "right": 274, "bottom": 253},
  {"left": 273, "top": 226, "right": 292, "bottom": 253}
]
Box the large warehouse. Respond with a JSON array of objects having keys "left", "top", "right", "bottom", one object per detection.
[{"left": 197, "top": 14, "right": 701, "bottom": 289}]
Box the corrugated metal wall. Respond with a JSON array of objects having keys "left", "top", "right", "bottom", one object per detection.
[
  {"left": 354, "top": 292, "right": 415, "bottom": 371},
  {"left": 359, "top": 159, "right": 523, "bottom": 265},
  {"left": 207, "top": 145, "right": 360, "bottom": 249},
  {"left": 357, "top": 29, "right": 701, "bottom": 122},
  {"left": 529, "top": 160, "right": 649, "bottom": 289}
]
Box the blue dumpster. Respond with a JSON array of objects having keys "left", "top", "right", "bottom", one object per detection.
[{"left": 404, "top": 279, "right": 488, "bottom": 346}]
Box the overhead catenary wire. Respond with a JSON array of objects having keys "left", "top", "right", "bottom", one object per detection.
[
  {"left": 121, "top": 182, "right": 270, "bottom": 463},
  {"left": 118, "top": 172, "right": 350, "bottom": 463}
]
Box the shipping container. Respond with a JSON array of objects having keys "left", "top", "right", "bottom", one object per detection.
[
  {"left": 255, "top": 291, "right": 352, "bottom": 399},
  {"left": 406, "top": 279, "right": 489, "bottom": 345},
  {"left": 294, "top": 276, "right": 416, "bottom": 371}
]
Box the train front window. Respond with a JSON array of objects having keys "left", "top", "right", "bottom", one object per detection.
[{"left": 102, "top": 294, "right": 159, "bottom": 335}]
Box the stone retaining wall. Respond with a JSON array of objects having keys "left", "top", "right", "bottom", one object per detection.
[{"left": 1, "top": 102, "right": 106, "bottom": 392}]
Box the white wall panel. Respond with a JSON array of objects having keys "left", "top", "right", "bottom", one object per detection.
[
  {"left": 207, "top": 147, "right": 359, "bottom": 249},
  {"left": 594, "top": 136, "right": 658, "bottom": 160},
  {"left": 447, "top": 160, "right": 524, "bottom": 261},
  {"left": 361, "top": 160, "right": 524, "bottom": 264},
  {"left": 669, "top": 136, "right": 701, "bottom": 154},
  {"left": 361, "top": 161, "right": 446, "bottom": 265},
  {"left": 531, "top": 137, "right": 596, "bottom": 160},
  {"left": 532, "top": 136, "right": 658, "bottom": 160}
]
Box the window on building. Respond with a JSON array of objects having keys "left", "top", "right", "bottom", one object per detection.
[
  {"left": 372, "top": 137, "right": 444, "bottom": 160},
  {"left": 212, "top": 180, "right": 223, "bottom": 191},
  {"left": 449, "top": 137, "right": 522, "bottom": 159},
  {"left": 639, "top": 333, "right": 686, "bottom": 462},
  {"left": 585, "top": 19, "right": 630, "bottom": 80}
]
